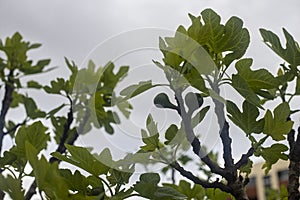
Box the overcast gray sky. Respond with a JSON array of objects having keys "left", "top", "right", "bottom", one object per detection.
[
  {"left": 1, "top": 0, "right": 300, "bottom": 177},
  {"left": 1, "top": 0, "right": 299, "bottom": 68}
]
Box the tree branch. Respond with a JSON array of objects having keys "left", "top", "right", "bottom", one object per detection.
[
  {"left": 55, "top": 95, "right": 73, "bottom": 154},
  {"left": 220, "top": 121, "right": 234, "bottom": 168},
  {"left": 173, "top": 90, "right": 228, "bottom": 179},
  {"left": 210, "top": 80, "right": 234, "bottom": 170},
  {"left": 0, "top": 70, "right": 15, "bottom": 199},
  {"left": 0, "top": 70, "right": 15, "bottom": 152},
  {"left": 234, "top": 147, "right": 255, "bottom": 170},
  {"left": 170, "top": 161, "right": 231, "bottom": 193},
  {"left": 3, "top": 119, "right": 27, "bottom": 136},
  {"left": 288, "top": 127, "right": 300, "bottom": 200}
]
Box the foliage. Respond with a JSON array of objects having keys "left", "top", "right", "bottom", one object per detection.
[
  {"left": 118, "top": 8, "right": 300, "bottom": 199},
  {"left": 0, "top": 32, "right": 136, "bottom": 199},
  {"left": 0, "top": 7, "right": 300, "bottom": 200}
]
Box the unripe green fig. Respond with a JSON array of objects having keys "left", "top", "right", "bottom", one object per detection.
[
  {"left": 154, "top": 93, "right": 178, "bottom": 110},
  {"left": 185, "top": 92, "right": 203, "bottom": 113}
]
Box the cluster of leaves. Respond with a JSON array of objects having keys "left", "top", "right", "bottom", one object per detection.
[
  {"left": 0, "top": 33, "right": 135, "bottom": 199},
  {"left": 117, "top": 8, "right": 300, "bottom": 199},
  {"left": 0, "top": 7, "right": 300, "bottom": 200},
  {"left": 0, "top": 32, "right": 191, "bottom": 200}
]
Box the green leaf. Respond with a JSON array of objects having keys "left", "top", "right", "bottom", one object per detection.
[
  {"left": 199, "top": 9, "right": 250, "bottom": 66},
  {"left": 226, "top": 100, "right": 264, "bottom": 134},
  {"left": 165, "top": 124, "right": 179, "bottom": 145},
  {"left": 188, "top": 46, "right": 215, "bottom": 75},
  {"left": 184, "top": 67, "right": 208, "bottom": 94},
  {"left": 191, "top": 106, "right": 210, "bottom": 128},
  {"left": 134, "top": 173, "right": 186, "bottom": 200},
  {"left": 27, "top": 80, "right": 43, "bottom": 89},
  {"left": 146, "top": 114, "right": 159, "bottom": 136},
  {"left": 107, "top": 167, "right": 134, "bottom": 187},
  {"left": 116, "top": 99, "right": 132, "bottom": 119},
  {"left": 140, "top": 130, "right": 160, "bottom": 152},
  {"left": 1, "top": 32, "right": 28, "bottom": 67},
  {"left": 59, "top": 169, "right": 105, "bottom": 198},
  {"left": 163, "top": 180, "right": 205, "bottom": 199},
  {"left": 99, "top": 62, "right": 129, "bottom": 92},
  {"left": 64, "top": 57, "right": 78, "bottom": 74},
  {"left": 46, "top": 104, "right": 66, "bottom": 118},
  {"left": 161, "top": 26, "right": 215, "bottom": 75},
  {"left": 120, "top": 80, "right": 157, "bottom": 100},
  {"left": 178, "top": 155, "right": 192, "bottom": 165},
  {"left": 110, "top": 188, "right": 134, "bottom": 200},
  {"left": 28, "top": 43, "right": 41, "bottom": 49},
  {"left": 134, "top": 173, "right": 160, "bottom": 199},
  {"left": 0, "top": 151, "right": 17, "bottom": 168},
  {"left": 95, "top": 147, "right": 114, "bottom": 168},
  {"left": 295, "top": 76, "right": 300, "bottom": 95},
  {"left": 200, "top": 9, "right": 223, "bottom": 51},
  {"left": 260, "top": 28, "right": 300, "bottom": 67},
  {"left": 20, "top": 59, "right": 51, "bottom": 75},
  {"left": 11, "top": 121, "right": 49, "bottom": 158},
  {"left": 221, "top": 17, "right": 250, "bottom": 66},
  {"left": 185, "top": 92, "right": 203, "bottom": 113},
  {"left": 140, "top": 115, "right": 162, "bottom": 152},
  {"left": 164, "top": 126, "right": 188, "bottom": 148},
  {"left": 154, "top": 186, "right": 187, "bottom": 200},
  {"left": 71, "top": 60, "right": 101, "bottom": 93},
  {"left": 187, "top": 13, "right": 209, "bottom": 45},
  {"left": 0, "top": 174, "right": 24, "bottom": 200},
  {"left": 23, "top": 96, "right": 46, "bottom": 119},
  {"left": 51, "top": 145, "right": 110, "bottom": 176},
  {"left": 206, "top": 188, "right": 233, "bottom": 199},
  {"left": 86, "top": 176, "right": 106, "bottom": 197},
  {"left": 263, "top": 102, "right": 293, "bottom": 141},
  {"left": 25, "top": 142, "right": 71, "bottom": 199},
  {"left": 239, "top": 159, "right": 253, "bottom": 176},
  {"left": 10, "top": 92, "right": 24, "bottom": 108},
  {"left": 44, "top": 78, "right": 66, "bottom": 95},
  {"left": 235, "top": 58, "right": 279, "bottom": 97},
  {"left": 261, "top": 144, "right": 288, "bottom": 174},
  {"left": 231, "top": 74, "right": 262, "bottom": 109},
  {"left": 59, "top": 169, "right": 89, "bottom": 194},
  {"left": 36, "top": 59, "right": 51, "bottom": 68}
]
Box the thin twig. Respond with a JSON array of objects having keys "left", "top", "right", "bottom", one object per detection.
[
  {"left": 0, "top": 70, "right": 15, "bottom": 199},
  {"left": 55, "top": 95, "right": 73, "bottom": 154},
  {"left": 234, "top": 147, "right": 255, "bottom": 170},
  {"left": 170, "top": 161, "right": 231, "bottom": 193},
  {"left": 0, "top": 70, "right": 15, "bottom": 152},
  {"left": 3, "top": 119, "right": 27, "bottom": 135}
]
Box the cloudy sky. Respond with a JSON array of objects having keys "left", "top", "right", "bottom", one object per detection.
[
  {"left": 1, "top": 0, "right": 300, "bottom": 179},
  {"left": 1, "top": 0, "right": 299, "bottom": 68}
]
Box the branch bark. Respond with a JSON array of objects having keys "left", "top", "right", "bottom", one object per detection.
[
  {"left": 210, "top": 81, "right": 234, "bottom": 170},
  {"left": 55, "top": 96, "right": 74, "bottom": 154},
  {"left": 234, "top": 147, "right": 255, "bottom": 170},
  {"left": 0, "top": 70, "right": 15, "bottom": 152},
  {"left": 174, "top": 90, "right": 228, "bottom": 178},
  {"left": 171, "top": 161, "right": 231, "bottom": 193},
  {"left": 288, "top": 127, "right": 300, "bottom": 200},
  {"left": 0, "top": 70, "right": 15, "bottom": 199},
  {"left": 220, "top": 121, "right": 234, "bottom": 169}
]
